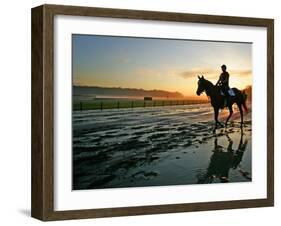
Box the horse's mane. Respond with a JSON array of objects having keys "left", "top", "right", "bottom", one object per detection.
[{"left": 203, "top": 78, "right": 214, "bottom": 87}]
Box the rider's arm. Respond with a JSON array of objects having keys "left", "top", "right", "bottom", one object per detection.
[{"left": 215, "top": 76, "right": 221, "bottom": 86}]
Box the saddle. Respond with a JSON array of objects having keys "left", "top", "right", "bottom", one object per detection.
[{"left": 220, "top": 88, "right": 235, "bottom": 97}]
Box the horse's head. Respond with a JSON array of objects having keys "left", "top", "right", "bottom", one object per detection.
[{"left": 196, "top": 75, "right": 205, "bottom": 96}]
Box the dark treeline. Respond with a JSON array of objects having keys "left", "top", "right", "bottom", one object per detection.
[{"left": 73, "top": 86, "right": 184, "bottom": 99}]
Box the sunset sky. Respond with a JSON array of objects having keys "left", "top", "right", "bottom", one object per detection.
[{"left": 72, "top": 34, "right": 252, "bottom": 97}]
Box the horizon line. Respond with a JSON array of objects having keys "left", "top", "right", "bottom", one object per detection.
[{"left": 73, "top": 84, "right": 252, "bottom": 96}]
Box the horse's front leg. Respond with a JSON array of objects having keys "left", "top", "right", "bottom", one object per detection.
[
  {"left": 213, "top": 107, "right": 219, "bottom": 133},
  {"left": 225, "top": 105, "right": 233, "bottom": 128}
]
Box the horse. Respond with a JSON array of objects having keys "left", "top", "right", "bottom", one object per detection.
[{"left": 196, "top": 75, "right": 248, "bottom": 132}]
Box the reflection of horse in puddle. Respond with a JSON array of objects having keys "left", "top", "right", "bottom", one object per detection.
[{"left": 197, "top": 132, "right": 251, "bottom": 183}]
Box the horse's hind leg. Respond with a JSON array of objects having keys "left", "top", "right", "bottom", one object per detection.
[
  {"left": 225, "top": 105, "right": 233, "bottom": 128},
  {"left": 238, "top": 104, "right": 243, "bottom": 128}
]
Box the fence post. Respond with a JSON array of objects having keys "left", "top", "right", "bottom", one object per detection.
[
  {"left": 117, "top": 101, "right": 120, "bottom": 109},
  {"left": 80, "top": 102, "right": 82, "bottom": 111},
  {"left": 100, "top": 102, "right": 103, "bottom": 111}
]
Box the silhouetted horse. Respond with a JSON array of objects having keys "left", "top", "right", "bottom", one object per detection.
[{"left": 196, "top": 75, "right": 247, "bottom": 132}]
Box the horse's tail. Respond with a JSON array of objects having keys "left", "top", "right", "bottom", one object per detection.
[{"left": 241, "top": 91, "right": 248, "bottom": 112}]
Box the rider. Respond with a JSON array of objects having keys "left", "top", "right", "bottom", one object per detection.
[{"left": 216, "top": 64, "right": 230, "bottom": 105}]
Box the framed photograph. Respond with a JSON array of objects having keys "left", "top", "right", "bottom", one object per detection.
[{"left": 31, "top": 4, "right": 274, "bottom": 221}]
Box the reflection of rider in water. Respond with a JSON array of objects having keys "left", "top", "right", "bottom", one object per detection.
[
  {"left": 231, "top": 134, "right": 248, "bottom": 169},
  {"left": 197, "top": 133, "right": 250, "bottom": 183}
]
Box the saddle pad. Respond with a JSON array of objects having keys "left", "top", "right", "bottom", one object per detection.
[
  {"left": 220, "top": 88, "right": 235, "bottom": 96},
  {"left": 228, "top": 88, "right": 235, "bottom": 96}
]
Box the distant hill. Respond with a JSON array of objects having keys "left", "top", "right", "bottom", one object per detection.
[{"left": 73, "top": 86, "right": 184, "bottom": 99}]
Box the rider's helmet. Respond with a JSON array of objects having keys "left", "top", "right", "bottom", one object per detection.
[{"left": 221, "top": 64, "right": 227, "bottom": 70}]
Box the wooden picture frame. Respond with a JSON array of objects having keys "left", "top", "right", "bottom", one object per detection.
[{"left": 31, "top": 4, "right": 274, "bottom": 221}]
